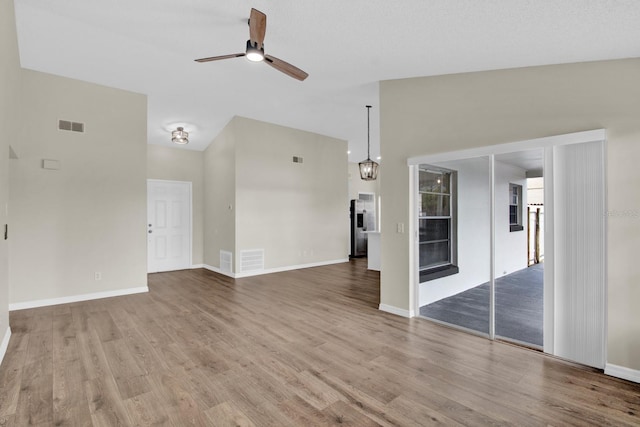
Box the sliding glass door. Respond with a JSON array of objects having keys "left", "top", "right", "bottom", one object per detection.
[
  {"left": 411, "top": 131, "right": 606, "bottom": 369},
  {"left": 493, "top": 150, "right": 544, "bottom": 348},
  {"left": 418, "top": 157, "right": 491, "bottom": 337}
]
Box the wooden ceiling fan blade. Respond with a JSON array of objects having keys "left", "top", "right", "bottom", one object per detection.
[
  {"left": 264, "top": 55, "right": 308, "bottom": 81},
  {"left": 249, "top": 8, "right": 266, "bottom": 46},
  {"left": 194, "top": 53, "right": 245, "bottom": 63}
]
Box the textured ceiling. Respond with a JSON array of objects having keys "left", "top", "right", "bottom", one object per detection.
[{"left": 13, "top": 1, "right": 640, "bottom": 162}]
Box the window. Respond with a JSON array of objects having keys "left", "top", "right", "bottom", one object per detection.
[
  {"left": 509, "top": 183, "right": 524, "bottom": 232},
  {"left": 419, "top": 167, "right": 458, "bottom": 281}
]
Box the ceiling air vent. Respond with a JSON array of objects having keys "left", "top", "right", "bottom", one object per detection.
[
  {"left": 292, "top": 156, "right": 303, "bottom": 163},
  {"left": 59, "top": 119, "right": 85, "bottom": 133}
]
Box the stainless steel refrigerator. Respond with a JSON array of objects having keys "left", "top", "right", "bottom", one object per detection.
[{"left": 350, "top": 199, "right": 372, "bottom": 258}]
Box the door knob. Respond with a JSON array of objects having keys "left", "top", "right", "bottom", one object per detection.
[{"left": 148, "top": 230, "right": 153, "bottom": 234}]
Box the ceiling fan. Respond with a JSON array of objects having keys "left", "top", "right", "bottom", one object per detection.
[{"left": 195, "top": 8, "right": 309, "bottom": 81}]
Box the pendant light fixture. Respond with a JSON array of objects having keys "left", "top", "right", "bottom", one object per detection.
[
  {"left": 171, "top": 127, "right": 189, "bottom": 145},
  {"left": 359, "top": 105, "right": 378, "bottom": 181}
]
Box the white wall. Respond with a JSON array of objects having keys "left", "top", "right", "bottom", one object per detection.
[
  {"left": 234, "top": 117, "right": 348, "bottom": 271},
  {"left": 9, "top": 70, "right": 148, "bottom": 305},
  {"left": 0, "top": 0, "right": 21, "bottom": 346},
  {"left": 419, "top": 158, "right": 491, "bottom": 306},
  {"left": 495, "top": 160, "right": 528, "bottom": 277},
  {"left": 147, "top": 145, "right": 204, "bottom": 266},
  {"left": 380, "top": 58, "right": 640, "bottom": 372}
]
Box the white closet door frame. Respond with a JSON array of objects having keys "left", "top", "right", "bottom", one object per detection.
[{"left": 408, "top": 129, "right": 607, "bottom": 365}]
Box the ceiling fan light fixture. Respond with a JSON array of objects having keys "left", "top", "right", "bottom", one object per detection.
[
  {"left": 245, "top": 40, "right": 264, "bottom": 62},
  {"left": 359, "top": 105, "right": 379, "bottom": 181},
  {"left": 171, "top": 127, "right": 189, "bottom": 145}
]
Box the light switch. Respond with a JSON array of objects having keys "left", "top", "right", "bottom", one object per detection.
[{"left": 397, "top": 223, "right": 404, "bottom": 233}]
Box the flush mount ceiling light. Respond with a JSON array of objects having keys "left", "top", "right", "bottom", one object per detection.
[
  {"left": 171, "top": 127, "right": 189, "bottom": 145},
  {"left": 359, "top": 105, "right": 379, "bottom": 181}
]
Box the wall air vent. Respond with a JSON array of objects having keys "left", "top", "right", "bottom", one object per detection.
[
  {"left": 240, "top": 249, "right": 264, "bottom": 273},
  {"left": 292, "top": 156, "right": 303, "bottom": 163},
  {"left": 58, "top": 119, "right": 85, "bottom": 133},
  {"left": 220, "top": 250, "right": 232, "bottom": 274}
]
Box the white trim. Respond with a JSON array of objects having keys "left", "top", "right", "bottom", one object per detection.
[
  {"left": 407, "top": 129, "right": 606, "bottom": 166},
  {"left": 489, "top": 155, "right": 496, "bottom": 340},
  {"left": 191, "top": 264, "right": 204, "bottom": 269},
  {"left": 203, "top": 259, "right": 350, "bottom": 279},
  {"left": 0, "top": 327, "right": 11, "bottom": 367},
  {"left": 605, "top": 364, "right": 640, "bottom": 384},
  {"left": 409, "top": 165, "right": 419, "bottom": 316},
  {"left": 543, "top": 146, "right": 555, "bottom": 355},
  {"left": 9, "top": 286, "right": 149, "bottom": 311},
  {"left": 602, "top": 140, "right": 609, "bottom": 368},
  {"left": 379, "top": 304, "right": 415, "bottom": 318}
]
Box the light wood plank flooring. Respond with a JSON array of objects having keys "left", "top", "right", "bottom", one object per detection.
[{"left": 0, "top": 259, "right": 638, "bottom": 426}]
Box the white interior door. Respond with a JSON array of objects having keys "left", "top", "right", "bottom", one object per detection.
[
  {"left": 147, "top": 180, "right": 191, "bottom": 273},
  {"left": 551, "top": 140, "right": 606, "bottom": 368}
]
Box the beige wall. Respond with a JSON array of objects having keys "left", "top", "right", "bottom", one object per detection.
[
  {"left": 9, "top": 70, "right": 148, "bottom": 304},
  {"left": 203, "top": 121, "right": 236, "bottom": 268},
  {"left": 147, "top": 145, "right": 204, "bottom": 265},
  {"left": 380, "top": 58, "right": 640, "bottom": 371},
  {"left": 234, "top": 117, "right": 348, "bottom": 270},
  {"left": 0, "top": 0, "right": 21, "bottom": 337}
]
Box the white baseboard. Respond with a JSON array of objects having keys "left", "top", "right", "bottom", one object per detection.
[
  {"left": 191, "top": 264, "right": 204, "bottom": 269},
  {"left": 379, "top": 304, "right": 415, "bottom": 318},
  {"left": 203, "top": 259, "right": 349, "bottom": 279},
  {"left": 9, "top": 286, "right": 149, "bottom": 311},
  {"left": 605, "top": 363, "right": 640, "bottom": 383},
  {"left": 0, "top": 327, "right": 11, "bottom": 367}
]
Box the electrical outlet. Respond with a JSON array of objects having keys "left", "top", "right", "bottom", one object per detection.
[
  {"left": 95, "top": 272, "right": 101, "bottom": 280},
  {"left": 397, "top": 223, "right": 405, "bottom": 233}
]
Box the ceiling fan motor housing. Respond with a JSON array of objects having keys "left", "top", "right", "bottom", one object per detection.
[{"left": 246, "top": 40, "right": 265, "bottom": 61}]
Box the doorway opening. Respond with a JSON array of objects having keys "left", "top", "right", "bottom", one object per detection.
[{"left": 410, "top": 130, "right": 607, "bottom": 369}]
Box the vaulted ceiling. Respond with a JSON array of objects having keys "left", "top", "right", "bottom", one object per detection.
[{"left": 14, "top": 1, "right": 640, "bottom": 162}]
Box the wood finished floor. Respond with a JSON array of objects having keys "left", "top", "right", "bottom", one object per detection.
[{"left": 0, "top": 259, "right": 639, "bottom": 426}]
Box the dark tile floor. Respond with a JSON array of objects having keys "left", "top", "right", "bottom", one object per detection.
[{"left": 420, "top": 263, "right": 543, "bottom": 346}]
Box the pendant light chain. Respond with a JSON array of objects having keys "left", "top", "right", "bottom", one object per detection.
[
  {"left": 367, "top": 105, "right": 371, "bottom": 160},
  {"left": 358, "top": 105, "right": 379, "bottom": 181}
]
